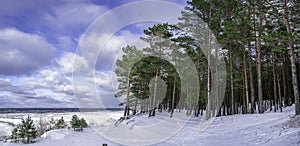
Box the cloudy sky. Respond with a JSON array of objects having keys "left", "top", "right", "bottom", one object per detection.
[{"left": 0, "top": 0, "right": 186, "bottom": 108}]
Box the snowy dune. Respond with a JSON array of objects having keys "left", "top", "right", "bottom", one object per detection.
[{"left": 0, "top": 106, "right": 299, "bottom": 146}]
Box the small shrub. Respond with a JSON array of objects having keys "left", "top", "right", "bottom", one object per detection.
[
  {"left": 54, "top": 116, "right": 67, "bottom": 129},
  {"left": 11, "top": 127, "right": 19, "bottom": 143},
  {"left": 80, "top": 118, "right": 88, "bottom": 128},
  {"left": 70, "top": 115, "right": 88, "bottom": 131},
  {"left": 70, "top": 115, "right": 80, "bottom": 131},
  {"left": 36, "top": 118, "right": 49, "bottom": 137},
  {"left": 11, "top": 116, "right": 37, "bottom": 144},
  {"left": 1, "top": 135, "right": 10, "bottom": 143}
]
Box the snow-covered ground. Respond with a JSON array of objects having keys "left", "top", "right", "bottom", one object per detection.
[
  {"left": 0, "top": 106, "right": 299, "bottom": 146},
  {"left": 160, "top": 106, "right": 300, "bottom": 146}
]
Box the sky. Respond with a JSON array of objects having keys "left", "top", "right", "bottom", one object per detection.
[{"left": 0, "top": 0, "right": 187, "bottom": 108}]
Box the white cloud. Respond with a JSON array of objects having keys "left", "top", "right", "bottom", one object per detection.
[
  {"left": 0, "top": 28, "right": 56, "bottom": 75},
  {"left": 39, "top": 69, "right": 61, "bottom": 84},
  {"left": 41, "top": 2, "right": 108, "bottom": 36},
  {"left": 58, "top": 36, "right": 75, "bottom": 51},
  {"left": 77, "top": 30, "right": 144, "bottom": 72},
  {"left": 16, "top": 76, "right": 44, "bottom": 89},
  {"left": 0, "top": 67, "right": 76, "bottom": 108},
  {"left": 0, "top": 0, "right": 187, "bottom": 107},
  {"left": 72, "top": 28, "right": 149, "bottom": 108},
  {"left": 54, "top": 84, "right": 73, "bottom": 93},
  {"left": 0, "top": 78, "right": 10, "bottom": 87},
  {"left": 85, "top": 71, "right": 117, "bottom": 93},
  {"left": 57, "top": 52, "right": 88, "bottom": 74}
]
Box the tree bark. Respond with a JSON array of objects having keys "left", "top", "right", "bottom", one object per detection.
[
  {"left": 206, "top": 3, "right": 212, "bottom": 120},
  {"left": 282, "top": 51, "right": 288, "bottom": 107},
  {"left": 277, "top": 71, "right": 283, "bottom": 112},
  {"left": 170, "top": 76, "right": 176, "bottom": 118},
  {"left": 124, "top": 71, "right": 131, "bottom": 117},
  {"left": 230, "top": 44, "right": 234, "bottom": 115},
  {"left": 244, "top": 46, "right": 249, "bottom": 113},
  {"left": 272, "top": 52, "right": 278, "bottom": 112},
  {"left": 256, "top": 4, "right": 264, "bottom": 113},
  {"left": 283, "top": 0, "right": 300, "bottom": 115},
  {"left": 150, "top": 71, "right": 159, "bottom": 117},
  {"left": 249, "top": 49, "right": 256, "bottom": 114}
]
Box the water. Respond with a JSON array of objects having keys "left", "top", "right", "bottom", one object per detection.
[{"left": 0, "top": 108, "right": 124, "bottom": 114}]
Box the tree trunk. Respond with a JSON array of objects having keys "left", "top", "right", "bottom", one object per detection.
[
  {"left": 250, "top": 6, "right": 256, "bottom": 114},
  {"left": 282, "top": 51, "right": 288, "bottom": 107},
  {"left": 277, "top": 72, "right": 283, "bottom": 112},
  {"left": 214, "top": 35, "right": 219, "bottom": 116},
  {"left": 256, "top": 4, "right": 264, "bottom": 113},
  {"left": 149, "top": 71, "right": 159, "bottom": 117},
  {"left": 206, "top": 3, "right": 212, "bottom": 120},
  {"left": 243, "top": 46, "right": 249, "bottom": 113},
  {"left": 124, "top": 71, "right": 131, "bottom": 117},
  {"left": 283, "top": 0, "right": 300, "bottom": 115},
  {"left": 133, "top": 96, "right": 138, "bottom": 115},
  {"left": 249, "top": 48, "right": 256, "bottom": 114},
  {"left": 170, "top": 76, "right": 176, "bottom": 118},
  {"left": 230, "top": 44, "right": 234, "bottom": 115},
  {"left": 272, "top": 52, "right": 278, "bottom": 112}
]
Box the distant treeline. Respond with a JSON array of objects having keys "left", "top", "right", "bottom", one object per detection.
[{"left": 0, "top": 108, "right": 124, "bottom": 114}]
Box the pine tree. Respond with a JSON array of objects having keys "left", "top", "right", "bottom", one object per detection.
[
  {"left": 11, "top": 127, "right": 19, "bottom": 143},
  {"left": 115, "top": 0, "right": 299, "bottom": 117},
  {"left": 70, "top": 115, "right": 80, "bottom": 131},
  {"left": 115, "top": 45, "right": 144, "bottom": 118},
  {"left": 70, "top": 115, "right": 88, "bottom": 131},
  {"left": 281, "top": 0, "right": 300, "bottom": 115},
  {"left": 17, "top": 116, "right": 37, "bottom": 144},
  {"left": 54, "top": 116, "right": 67, "bottom": 129},
  {"left": 80, "top": 118, "right": 88, "bottom": 128},
  {"left": 141, "top": 23, "right": 184, "bottom": 117}
]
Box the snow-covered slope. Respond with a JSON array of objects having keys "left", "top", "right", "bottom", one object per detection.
[
  {"left": 160, "top": 107, "right": 300, "bottom": 146},
  {"left": 1, "top": 106, "right": 299, "bottom": 146},
  {"left": 1, "top": 128, "right": 116, "bottom": 146}
]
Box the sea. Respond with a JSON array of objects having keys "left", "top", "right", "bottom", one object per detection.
[{"left": 0, "top": 108, "right": 124, "bottom": 114}]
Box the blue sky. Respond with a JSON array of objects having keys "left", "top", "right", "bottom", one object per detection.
[{"left": 0, "top": 0, "right": 186, "bottom": 108}]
